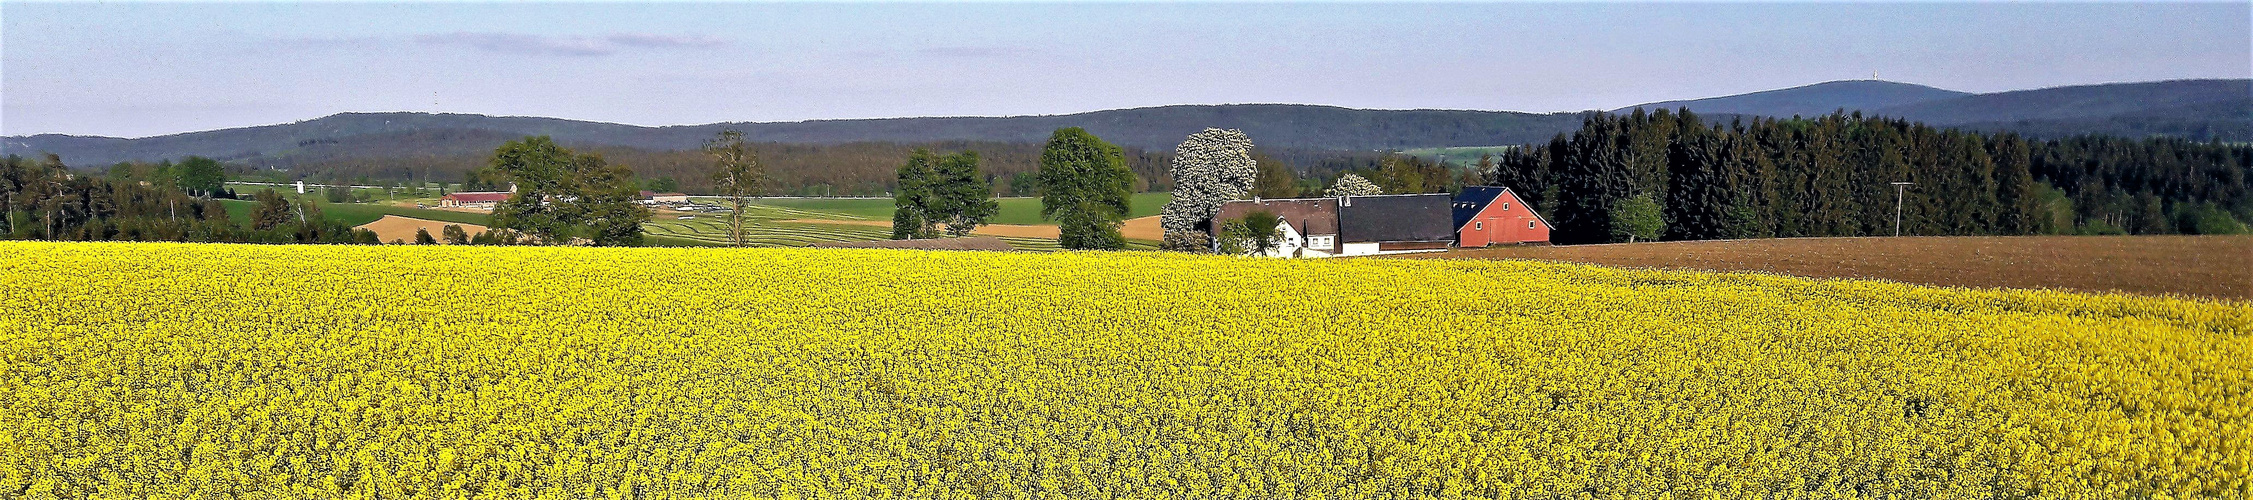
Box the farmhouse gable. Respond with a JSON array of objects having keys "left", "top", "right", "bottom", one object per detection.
[{"left": 1212, "top": 197, "right": 1340, "bottom": 256}]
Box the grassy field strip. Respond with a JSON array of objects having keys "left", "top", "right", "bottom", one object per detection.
[
  {"left": 231, "top": 196, "right": 1141, "bottom": 250},
  {"left": 715, "top": 193, "right": 1174, "bottom": 225},
  {"left": 683, "top": 203, "right": 876, "bottom": 221}
]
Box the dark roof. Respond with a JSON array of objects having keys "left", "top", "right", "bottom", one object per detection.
[
  {"left": 1338, "top": 193, "right": 1455, "bottom": 243},
  {"left": 1213, "top": 198, "right": 1339, "bottom": 236},
  {"left": 811, "top": 236, "right": 1015, "bottom": 251},
  {"left": 1453, "top": 186, "right": 1509, "bottom": 229}
]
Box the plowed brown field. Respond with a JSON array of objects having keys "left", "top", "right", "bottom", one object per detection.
[
  {"left": 1401, "top": 235, "right": 2253, "bottom": 301},
  {"left": 355, "top": 215, "right": 488, "bottom": 244}
]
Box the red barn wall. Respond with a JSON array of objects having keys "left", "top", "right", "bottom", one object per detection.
[{"left": 1459, "top": 190, "right": 1550, "bottom": 246}]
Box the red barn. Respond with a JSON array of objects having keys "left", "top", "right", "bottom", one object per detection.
[{"left": 1452, "top": 186, "right": 1551, "bottom": 247}]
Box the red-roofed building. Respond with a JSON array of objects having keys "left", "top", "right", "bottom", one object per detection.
[{"left": 440, "top": 192, "right": 512, "bottom": 210}]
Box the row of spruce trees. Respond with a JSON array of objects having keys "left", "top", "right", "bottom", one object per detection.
[{"left": 1488, "top": 109, "right": 2252, "bottom": 244}]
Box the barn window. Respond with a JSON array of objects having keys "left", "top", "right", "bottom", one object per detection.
[
  {"left": 1529, "top": 220, "right": 1536, "bottom": 229},
  {"left": 1474, "top": 221, "right": 1483, "bottom": 230},
  {"left": 1501, "top": 202, "right": 1510, "bottom": 211}
]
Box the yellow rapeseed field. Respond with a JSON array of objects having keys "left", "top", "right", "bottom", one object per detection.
[{"left": 1, "top": 241, "right": 2246, "bottom": 498}]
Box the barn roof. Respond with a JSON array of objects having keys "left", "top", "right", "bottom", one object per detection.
[
  {"left": 1453, "top": 186, "right": 1508, "bottom": 229},
  {"left": 1452, "top": 186, "right": 1553, "bottom": 231},
  {"left": 1338, "top": 193, "right": 1455, "bottom": 243},
  {"left": 1213, "top": 198, "right": 1339, "bottom": 236}
]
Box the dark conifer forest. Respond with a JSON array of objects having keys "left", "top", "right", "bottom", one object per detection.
[{"left": 1489, "top": 110, "right": 2252, "bottom": 244}]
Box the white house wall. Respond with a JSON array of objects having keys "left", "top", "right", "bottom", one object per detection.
[{"left": 1252, "top": 217, "right": 1304, "bottom": 258}]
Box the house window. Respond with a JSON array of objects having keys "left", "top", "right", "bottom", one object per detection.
[{"left": 1308, "top": 235, "right": 1333, "bottom": 248}]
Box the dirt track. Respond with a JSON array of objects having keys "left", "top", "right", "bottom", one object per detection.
[{"left": 1400, "top": 235, "right": 2253, "bottom": 301}]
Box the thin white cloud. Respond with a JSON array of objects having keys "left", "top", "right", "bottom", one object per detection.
[
  {"left": 415, "top": 32, "right": 727, "bottom": 57},
  {"left": 417, "top": 32, "right": 612, "bottom": 57},
  {"left": 273, "top": 35, "right": 388, "bottom": 50},
  {"left": 916, "top": 46, "right": 1036, "bottom": 58},
  {"left": 607, "top": 34, "right": 727, "bottom": 49}
]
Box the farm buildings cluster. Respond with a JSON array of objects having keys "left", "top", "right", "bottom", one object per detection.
[
  {"left": 440, "top": 190, "right": 704, "bottom": 211},
  {"left": 1212, "top": 186, "right": 1550, "bottom": 258}
]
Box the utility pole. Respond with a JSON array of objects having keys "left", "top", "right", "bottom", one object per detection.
[{"left": 1891, "top": 181, "right": 1914, "bottom": 237}]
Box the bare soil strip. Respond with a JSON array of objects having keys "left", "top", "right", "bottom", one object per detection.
[
  {"left": 1400, "top": 235, "right": 2253, "bottom": 301},
  {"left": 355, "top": 215, "right": 489, "bottom": 244}
]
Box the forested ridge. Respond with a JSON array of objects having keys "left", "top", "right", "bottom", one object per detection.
[
  {"left": 3, "top": 105, "right": 1585, "bottom": 168},
  {"left": 1489, "top": 109, "right": 2252, "bottom": 244}
]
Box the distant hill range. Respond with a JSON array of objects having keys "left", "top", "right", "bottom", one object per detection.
[
  {"left": 1616, "top": 79, "right": 2249, "bottom": 140},
  {"left": 1617, "top": 80, "right": 1974, "bottom": 119},
  {"left": 6, "top": 78, "right": 2247, "bottom": 168},
  {"left": 1, "top": 106, "right": 1592, "bottom": 168}
]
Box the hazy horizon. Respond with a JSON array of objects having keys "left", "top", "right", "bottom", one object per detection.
[{"left": 5, "top": 2, "right": 2248, "bottom": 138}]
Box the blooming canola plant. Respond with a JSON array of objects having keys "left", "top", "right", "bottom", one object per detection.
[{"left": 0, "top": 241, "right": 2245, "bottom": 498}]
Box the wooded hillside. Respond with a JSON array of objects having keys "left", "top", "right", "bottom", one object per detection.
[{"left": 1490, "top": 110, "right": 2251, "bottom": 244}]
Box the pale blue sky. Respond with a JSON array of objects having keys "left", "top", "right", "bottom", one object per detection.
[{"left": 4, "top": 2, "right": 2247, "bottom": 138}]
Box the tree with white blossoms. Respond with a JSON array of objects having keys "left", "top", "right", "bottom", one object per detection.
[
  {"left": 1159, "top": 128, "right": 1258, "bottom": 240},
  {"left": 1326, "top": 173, "right": 1383, "bottom": 197}
]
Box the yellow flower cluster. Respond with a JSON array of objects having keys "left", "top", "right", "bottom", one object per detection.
[{"left": 1, "top": 241, "right": 2246, "bottom": 498}]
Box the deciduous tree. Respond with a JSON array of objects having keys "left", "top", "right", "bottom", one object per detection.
[
  {"left": 705, "top": 130, "right": 765, "bottom": 247},
  {"left": 932, "top": 151, "right": 998, "bottom": 237},
  {"left": 1038, "top": 128, "right": 1135, "bottom": 250},
  {"left": 490, "top": 136, "right": 650, "bottom": 246},
  {"left": 1325, "top": 173, "right": 1382, "bottom": 197},
  {"left": 1159, "top": 128, "right": 1257, "bottom": 240},
  {"left": 1250, "top": 153, "right": 1301, "bottom": 199},
  {"left": 1610, "top": 193, "right": 1665, "bottom": 243},
  {"left": 1217, "top": 209, "right": 1281, "bottom": 256},
  {"left": 176, "top": 156, "right": 226, "bottom": 199},
  {"left": 892, "top": 150, "right": 939, "bottom": 239}
]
